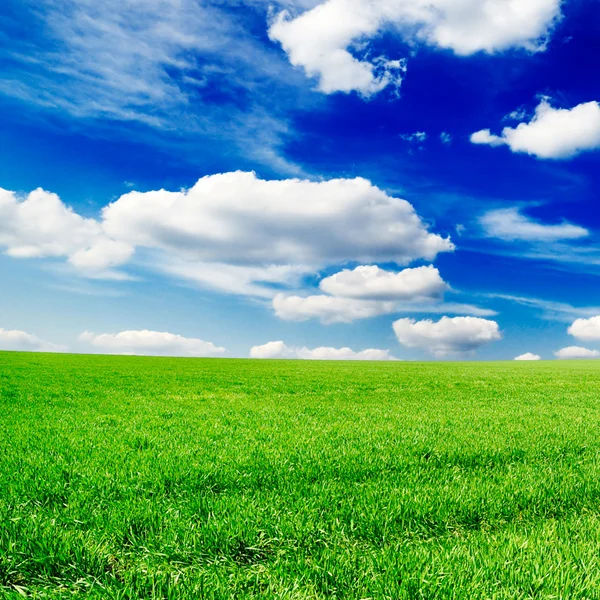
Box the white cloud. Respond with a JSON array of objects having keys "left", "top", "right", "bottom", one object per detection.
[
  {"left": 273, "top": 292, "right": 496, "bottom": 324},
  {"left": 79, "top": 330, "right": 225, "bottom": 357},
  {"left": 514, "top": 352, "right": 541, "bottom": 361},
  {"left": 269, "top": 0, "right": 561, "bottom": 95},
  {"left": 480, "top": 207, "right": 588, "bottom": 242},
  {"left": 504, "top": 107, "right": 528, "bottom": 121},
  {"left": 250, "top": 340, "right": 397, "bottom": 361},
  {"left": 273, "top": 293, "right": 397, "bottom": 324},
  {"left": 471, "top": 99, "right": 600, "bottom": 159},
  {"left": 0, "top": 174, "right": 453, "bottom": 298},
  {"left": 319, "top": 265, "right": 448, "bottom": 300},
  {"left": 251, "top": 340, "right": 293, "bottom": 359},
  {"left": 470, "top": 129, "right": 505, "bottom": 147},
  {"left": 400, "top": 132, "right": 427, "bottom": 143},
  {"left": 274, "top": 264, "right": 493, "bottom": 323},
  {"left": 0, "top": 188, "right": 133, "bottom": 275},
  {"left": 393, "top": 316, "right": 501, "bottom": 356},
  {"left": 0, "top": 328, "right": 66, "bottom": 353},
  {"left": 554, "top": 346, "right": 600, "bottom": 360},
  {"left": 101, "top": 172, "right": 452, "bottom": 268},
  {"left": 568, "top": 316, "right": 600, "bottom": 342},
  {"left": 440, "top": 132, "right": 452, "bottom": 145}
]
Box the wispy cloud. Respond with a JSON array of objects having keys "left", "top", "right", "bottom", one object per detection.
[
  {"left": 469, "top": 205, "right": 600, "bottom": 273},
  {"left": 0, "top": 0, "right": 315, "bottom": 173},
  {"left": 487, "top": 293, "right": 600, "bottom": 323},
  {"left": 480, "top": 207, "right": 588, "bottom": 242}
]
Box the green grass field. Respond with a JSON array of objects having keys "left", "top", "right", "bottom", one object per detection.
[{"left": 2, "top": 352, "right": 600, "bottom": 598}]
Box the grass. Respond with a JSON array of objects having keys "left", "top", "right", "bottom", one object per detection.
[{"left": 2, "top": 352, "right": 600, "bottom": 598}]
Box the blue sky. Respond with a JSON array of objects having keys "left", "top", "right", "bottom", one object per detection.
[{"left": 1, "top": 0, "right": 600, "bottom": 360}]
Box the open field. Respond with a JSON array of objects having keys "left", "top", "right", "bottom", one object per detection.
[{"left": 2, "top": 352, "right": 600, "bottom": 598}]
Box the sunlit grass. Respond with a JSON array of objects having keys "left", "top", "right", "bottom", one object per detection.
[{"left": 2, "top": 352, "right": 600, "bottom": 598}]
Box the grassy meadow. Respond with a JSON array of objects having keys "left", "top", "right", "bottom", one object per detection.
[{"left": 2, "top": 351, "right": 600, "bottom": 598}]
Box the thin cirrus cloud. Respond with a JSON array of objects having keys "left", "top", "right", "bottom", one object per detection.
[
  {"left": 269, "top": 0, "right": 561, "bottom": 96},
  {"left": 0, "top": 173, "right": 454, "bottom": 298},
  {"left": 250, "top": 340, "right": 397, "bottom": 361},
  {"left": 487, "top": 294, "right": 600, "bottom": 324},
  {"left": 480, "top": 207, "right": 589, "bottom": 242},
  {"left": 393, "top": 316, "right": 502, "bottom": 356},
  {"left": 79, "top": 330, "right": 225, "bottom": 357},
  {"left": 514, "top": 352, "right": 542, "bottom": 361},
  {"left": 554, "top": 346, "right": 600, "bottom": 360},
  {"left": 0, "top": 0, "right": 320, "bottom": 173},
  {"left": 0, "top": 328, "right": 66, "bottom": 353},
  {"left": 471, "top": 99, "right": 600, "bottom": 159}
]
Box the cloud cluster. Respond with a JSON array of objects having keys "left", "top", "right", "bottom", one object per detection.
[
  {"left": 554, "top": 346, "right": 600, "bottom": 360},
  {"left": 393, "top": 316, "right": 501, "bottom": 356},
  {"left": 514, "top": 352, "right": 541, "bottom": 361},
  {"left": 471, "top": 99, "right": 600, "bottom": 159},
  {"left": 0, "top": 328, "right": 66, "bottom": 353},
  {"left": 480, "top": 207, "right": 588, "bottom": 242},
  {"left": 0, "top": 173, "right": 454, "bottom": 297},
  {"left": 250, "top": 340, "right": 397, "bottom": 361},
  {"left": 269, "top": 0, "right": 561, "bottom": 95},
  {"left": 79, "top": 330, "right": 225, "bottom": 357},
  {"left": 274, "top": 265, "right": 494, "bottom": 324}
]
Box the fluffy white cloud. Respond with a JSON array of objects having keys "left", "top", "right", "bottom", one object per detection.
[
  {"left": 250, "top": 340, "right": 397, "bottom": 361},
  {"left": 480, "top": 207, "right": 588, "bottom": 242},
  {"left": 101, "top": 172, "right": 452, "bottom": 267},
  {"left": 514, "top": 352, "right": 541, "bottom": 361},
  {"left": 319, "top": 265, "right": 447, "bottom": 300},
  {"left": 470, "top": 129, "right": 505, "bottom": 147},
  {"left": 251, "top": 341, "right": 293, "bottom": 359},
  {"left": 0, "top": 188, "right": 133, "bottom": 275},
  {"left": 471, "top": 99, "right": 600, "bottom": 159},
  {"left": 568, "top": 316, "right": 600, "bottom": 342},
  {"left": 554, "top": 346, "right": 600, "bottom": 360},
  {"left": 0, "top": 174, "right": 453, "bottom": 298},
  {"left": 79, "top": 330, "right": 225, "bottom": 357},
  {"left": 393, "top": 316, "right": 501, "bottom": 356},
  {"left": 0, "top": 328, "right": 66, "bottom": 353},
  {"left": 269, "top": 0, "right": 561, "bottom": 95},
  {"left": 273, "top": 293, "right": 397, "bottom": 324}
]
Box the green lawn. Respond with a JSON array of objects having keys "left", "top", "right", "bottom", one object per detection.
[{"left": 2, "top": 352, "right": 600, "bottom": 598}]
